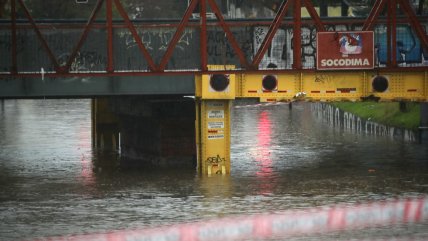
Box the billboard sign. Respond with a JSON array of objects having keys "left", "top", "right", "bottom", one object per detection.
[{"left": 317, "top": 31, "right": 374, "bottom": 70}]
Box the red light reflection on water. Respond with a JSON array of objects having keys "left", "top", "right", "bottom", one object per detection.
[
  {"left": 78, "top": 127, "right": 95, "bottom": 187},
  {"left": 255, "top": 111, "right": 274, "bottom": 194}
]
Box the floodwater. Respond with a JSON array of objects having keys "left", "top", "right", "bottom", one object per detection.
[{"left": 0, "top": 99, "right": 428, "bottom": 240}]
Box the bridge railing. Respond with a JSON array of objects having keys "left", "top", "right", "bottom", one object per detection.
[{"left": 0, "top": 0, "right": 427, "bottom": 77}]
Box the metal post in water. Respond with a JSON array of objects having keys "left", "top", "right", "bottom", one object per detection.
[{"left": 419, "top": 102, "right": 428, "bottom": 144}]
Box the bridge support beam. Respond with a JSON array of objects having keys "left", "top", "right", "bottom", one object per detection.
[
  {"left": 196, "top": 99, "right": 232, "bottom": 175},
  {"left": 91, "top": 98, "right": 120, "bottom": 152}
]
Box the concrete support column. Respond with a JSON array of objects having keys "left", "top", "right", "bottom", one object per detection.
[
  {"left": 196, "top": 99, "right": 231, "bottom": 175},
  {"left": 91, "top": 98, "right": 120, "bottom": 152}
]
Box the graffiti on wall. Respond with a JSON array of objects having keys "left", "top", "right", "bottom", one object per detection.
[
  {"left": 374, "top": 25, "right": 423, "bottom": 64},
  {"left": 206, "top": 27, "right": 253, "bottom": 67}
]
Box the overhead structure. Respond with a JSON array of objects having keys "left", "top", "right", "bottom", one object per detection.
[{"left": 1, "top": 0, "right": 428, "bottom": 174}]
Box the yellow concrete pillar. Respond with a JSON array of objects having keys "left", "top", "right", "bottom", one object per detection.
[
  {"left": 195, "top": 65, "right": 235, "bottom": 175},
  {"left": 91, "top": 98, "right": 120, "bottom": 152},
  {"left": 196, "top": 99, "right": 232, "bottom": 175}
]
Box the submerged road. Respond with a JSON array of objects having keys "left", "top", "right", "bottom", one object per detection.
[{"left": 0, "top": 99, "right": 428, "bottom": 240}]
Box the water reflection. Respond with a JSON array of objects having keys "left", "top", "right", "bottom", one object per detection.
[{"left": 0, "top": 100, "right": 428, "bottom": 241}]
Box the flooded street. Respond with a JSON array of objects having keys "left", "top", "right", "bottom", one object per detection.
[{"left": 1, "top": 99, "right": 428, "bottom": 240}]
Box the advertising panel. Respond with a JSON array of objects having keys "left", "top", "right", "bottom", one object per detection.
[{"left": 317, "top": 31, "right": 374, "bottom": 70}]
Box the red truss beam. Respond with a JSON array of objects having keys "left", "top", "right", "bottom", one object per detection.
[
  {"left": 2, "top": 0, "right": 428, "bottom": 78},
  {"left": 363, "top": 0, "right": 388, "bottom": 31},
  {"left": 63, "top": 0, "right": 104, "bottom": 73},
  {"left": 293, "top": 0, "right": 302, "bottom": 69},
  {"left": 398, "top": 0, "right": 428, "bottom": 55},
  {"left": 207, "top": 0, "right": 251, "bottom": 69},
  {"left": 10, "top": 0, "right": 17, "bottom": 73},
  {"left": 200, "top": 0, "right": 208, "bottom": 71},
  {"left": 252, "top": 0, "right": 326, "bottom": 69},
  {"left": 113, "top": 0, "right": 157, "bottom": 71},
  {"left": 106, "top": 0, "right": 114, "bottom": 73},
  {"left": 17, "top": 0, "right": 61, "bottom": 71},
  {"left": 302, "top": 0, "right": 325, "bottom": 32},
  {"left": 251, "top": 0, "right": 292, "bottom": 68},
  {"left": 158, "top": 0, "right": 200, "bottom": 71}
]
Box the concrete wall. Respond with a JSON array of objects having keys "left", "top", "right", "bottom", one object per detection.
[{"left": 312, "top": 103, "right": 420, "bottom": 143}]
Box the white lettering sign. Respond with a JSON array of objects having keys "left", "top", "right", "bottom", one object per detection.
[
  {"left": 320, "top": 58, "right": 370, "bottom": 67},
  {"left": 208, "top": 110, "right": 224, "bottom": 119},
  {"left": 208, "top": 121, "right": 224, "bottom": 129}
]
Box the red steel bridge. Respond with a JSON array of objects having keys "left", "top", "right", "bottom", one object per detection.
[
  {"left": 1, "top": 0, "right": 428, "bottom": 175},
  {"left": 0, "top": 0, "right": 427, "bottom": 99}
]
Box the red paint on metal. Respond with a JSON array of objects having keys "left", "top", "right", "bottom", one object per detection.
[
  {"left": 11, "top": 0, "right": 17, "bottom": 74},
  {"left": 317, "top": 31, "right": 374, "bottom": 70},
  {"left": 251, "top": 0, "right": 291, "bottom": 68},
  {"left": 302, "top": 0, "right": 325, "bottom": 31},
  {"left": 63, "top": 0, "right": 105, "bottom": 73},
  {"left": 113, "top": 0, "right": 157, "bottom": 71},
  {"left": 407, "top": 89, "right": 418, "bottom": 92},
  {"left": 292, "top": 0, "right": 302, "bottom": 69},
  {"left": 398, "top": 0, "right": 428, "bottom": 56},
  {"left": 17, "top": 0, "right": 61, "bottom": 71},
  {"left": 106, "top": 0, "right": 114, "bottom": 73},
  {"left": 200, "top": 0, "right": 208, "bottom": 71},
  {"left": 311, "top": 91, "right": 321, "bottom": 93},
  {"left": 248, "top": 90, "right": 258, "bottom": 93},
  {"left": 362, "top": 0, "right": 387, "bottom": 31},
  {"left": 278, "top": 90, "right": 288, "bottom": 93},
  {"left": 207, "top": 0, "right": 251, "bottom": 69},
  {"left": 158, "top": 0, "right": 200, "bottom": 71},
  {"left": 390, "top": 0, "right": 397, "bottom": 67}
]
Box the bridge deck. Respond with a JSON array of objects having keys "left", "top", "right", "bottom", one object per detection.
[{"left": 0, "top": 0, "right": 427, "bottom": 99}]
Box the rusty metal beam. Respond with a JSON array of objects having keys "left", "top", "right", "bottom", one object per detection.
[
  {"left": 293, "top": 0, "right": 302, "bottom": 69},
  {"left": 11, "top": 0, "right": 17, "bottom": 74},
  {"left": 158, "top": 0, "right": 200, "bottom": 71},
  {"left": 200, "top": 0, "right": 208, "bottom": 71},
  {"left": 207, "top": 0, "right": 251, "bottom": 69},
  {"left": 398, "top": 0, "right": 428, "bottom": 56},
  {"left": 106, "top": 0, "right": 114, "bottom": 73},
  {"left": 390, "top": 0, "right": 397, "bottom": 67},
  {"left": 17, "top": 0, "right": 61, "bottom": 71},
  {"left": 303, "top": 0, "right": 325, "bottom": 31},
  {"left": 362, "top": 0, "right": 388, "bottom": 31},
  {"left": 113, "top": 0, "right": 157, "bottom": 72},
  {"left": 63, "top": 0, "right": 105, "bottom": 73},
  {"left": 251, "top": 0, "right": 291, "bottom": 68}
]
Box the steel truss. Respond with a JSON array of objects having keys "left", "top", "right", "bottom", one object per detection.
[{"left": 1, "top": 0, "right": 428, "bottom": 78}]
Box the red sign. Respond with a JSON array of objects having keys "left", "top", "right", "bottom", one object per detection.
[{"left": 317, "top": 31, "right": 374, "bottom": 70}]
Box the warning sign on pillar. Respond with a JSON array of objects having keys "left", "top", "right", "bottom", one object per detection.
[
  {"left": 208, "top": 121, "right": 224, "bottom": 129},
  {"left": 208, "top": 110, "right": 225, "bottom": 119},
  {"left": 207, "top": 134, "right": 225, "bottom": 139}
]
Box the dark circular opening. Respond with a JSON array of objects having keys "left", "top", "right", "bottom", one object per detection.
[
  {"left": 210, "top": 74, "right": 229, "bottom": 92},
  {"left": 262, "top": 75, "right": 277, "bottom": 91},
  {"left": 372, "top": 76, "right": 388, "bottom": 93}
]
